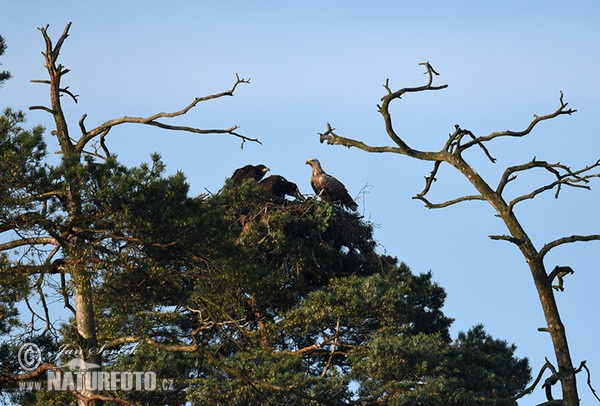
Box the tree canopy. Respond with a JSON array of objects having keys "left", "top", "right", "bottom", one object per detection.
[{"left": 0, "top": 25, "right": 532, "bottom": 405}]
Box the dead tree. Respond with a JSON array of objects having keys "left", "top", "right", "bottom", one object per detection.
[
  {"left": 319, "top": 62, "right": 600, "bottom": 405},
  {"left": 1, "top": 22, "right": 257, "bottom": 406}
]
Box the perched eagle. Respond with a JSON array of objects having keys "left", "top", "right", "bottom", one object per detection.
[
  {"left": 259, "top": 175, "right": 303, "bottom": 200},
  {"left": 305, "top": 158, "right": 358, "bottom": 211},
  {"left": 231, "top": 164, "right": 270, "bottom": 184}
]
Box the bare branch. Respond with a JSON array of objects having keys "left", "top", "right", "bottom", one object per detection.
[
  {"left": 499, "top": 358, "right": 558, "bottom": 402},
  {"left": 413, "top": 193, "right": 486, "bottom": 209},
  {"left": 28, "top": 105, "right": 55, "bottom": 114},
  {"left": 319, "top": 122, "right": 403, "bottom": 153},
  {"left": 0, "top": 363, "right": 59, "bottom": 382},
  {"left": 540, "top": 234, "right": 600, "bottom": 259},
  {"left": 548, "top": 266, "right": 574, "bottom": 292},
  {"left": 30, "top": 79, "right": 78, "bottom": 103},
  {"left": 321, "top": 317, "right": 341, "bottom": 378},
  {"left": 489, "top": 234, "right": 524, "bottom": 246},
  {"left": 34, "top": 273, "right": 52, "bottom": 335},
  {"left": 0, "top": 236, "right": 59, "bottom": 251},
  {"left": 417, "top": 161, "right": 443, "bottom": 199},
  {"left": 451, "top": 125, "right": 497, "bottom": 162},
  {"left": 502, "top": 159, "right": 600, "bottom": 211},
  {"left": 49, "top": 22, "right": 72, "bottom": 61},
  {"left": 60, "top": 271, "right": 76, "bottom": 315},
  {"left": 577, "top": 360, "right": 600, "bottom": 402},
  {"left": 412, "top": 160, "right": 487, "bottom": 209},
  {"left": 76, "top": 74, "right": 257, "bottom": 151},
  {"left": 462, "top": 91, "right": 576, "bottom": 149}
]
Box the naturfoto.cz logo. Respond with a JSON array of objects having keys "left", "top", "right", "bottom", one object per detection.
[{"left": 16, "top": 342, "right": 174, "bottom": 392}]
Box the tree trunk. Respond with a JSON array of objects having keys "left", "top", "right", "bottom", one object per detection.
[
  {"left": 456, "top": 159, "right": 579, "bottom": 404},
  {"left": 71, "top": 264, "right": 102, "bottom": 406}
]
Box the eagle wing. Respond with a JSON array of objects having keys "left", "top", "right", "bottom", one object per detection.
[
  {"left": 260, "top": 175, "right": 301, "bottom": 198},
  {"left": 231, "top": 164, "right": 269, "bottom": 184},
  {"left": 313, "top": 173, "right": 358, "bottom": 210},
  {"left": 231, "top": 165, "right": 254, "bottom": 183}
]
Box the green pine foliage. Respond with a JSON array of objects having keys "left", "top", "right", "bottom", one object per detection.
[
  {"left": 0, "top": 35, "right": 11, "bottom": 87},
  {"left": 0, "top": 108, "right": 531, "bottom": 405}
]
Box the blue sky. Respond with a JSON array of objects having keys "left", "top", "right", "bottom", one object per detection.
[{"left": 2, "top": 2, "right": 600, "bottom": 403}]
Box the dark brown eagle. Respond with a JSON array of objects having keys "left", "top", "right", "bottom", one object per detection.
[
  {"left": 305, "top": 158, "right": 358, "bottom": 211},
  {"left": 259, "top": 175, "right": 303, "bottom": 200},
  {"left": 231, "top": 164, "right": 270, "bottom": 184}
]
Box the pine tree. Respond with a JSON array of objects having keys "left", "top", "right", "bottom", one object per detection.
[{"left": 1, "top": 24, "right": 531, "bottom": 405}]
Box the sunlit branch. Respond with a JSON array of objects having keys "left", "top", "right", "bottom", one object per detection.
[
  {"left": 578, "top": 360, "right": 600, "bottom": 402},
  {"left": 462, "top": 91, "right": 576, "bottom": 149},
  {"left": 413, "top": 193, "right": 486, "bottom": 209},
  {"left": 320, "top": 63, "right": 448, "bottom": 161},
  {"left": 501, "top": 159, "right": 600, "bottom": 211},
  {"left": 319, "top": 123, "right": 403, "bottom": 153},
  {"left": 61, "top": 271, "right": 76, "bottom": 315},
  {"left": 0, "top": 236, "right": 59, "bottom": 251},
  {"left": 34, "top": 272, "right": 52, "bottom": 335},
  {"left": 321, "top": 318, "right": 341, "bottom": 378},
  {"left": 498, "top": 358, "right": 559, "bottom": 403},
  {"left": 30, "top": 79, "right": 78, "bottom": 103},
  {"left": 0, "top": 363, "right": 59, "bottom": 382},
  {"left": 540, "top": 234, "right": 600, "bottom": 259},
  {"left": 489, "top": 235, "right": 524, "bottom": 246},
  {"left": 76, "top": 74, "right": 258, "bottom": 151}
]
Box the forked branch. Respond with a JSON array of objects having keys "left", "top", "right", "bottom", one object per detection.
[
  {"left": 30, "top": 23, "right": 260, "bottom": 153},
  {"left": 75, "top": 73, "right": 258, "bottom": 151},
  {"left": 500, "top": 159, "right": 600, "bottom": 211},
  {"left": 462, "top": 91, "right": 576, "bottom": 149},
  {"left": 548, "top": 266, "right": 574, "bottom": 292},
  {"left": 321, "top": 63, "right": 448, "bottom": 161},
  {"left": 319, "top": 122, "right": 403, "bottom": 153}
]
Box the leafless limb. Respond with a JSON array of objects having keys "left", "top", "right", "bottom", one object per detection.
[
  {"left": 319, "top": 122, "right": 403, "bottom": 153},
  {"left": 502, "top": 159, "right": 600, "bottom": 211},
  {"left": 186, "top": 306, "right": 249, "bottom": 331},
  {"left": 462, "top": 91, "right": 576, "bottom": 149},
  {"left": 575, "top": 360, "right": 600, "bottom": 402},
  {"left": 321, "top": 318, "right": 341, "bottom": 377},
  {"left": 496, "top": 358, "right": 558, "bottom": 403},
  {"left": 0, "top": 363, "right": 59, "bottom": 382},
  {"left": 540, "top": 234, "right": 600, "bottom": 259},
  {"left": 548, "top": 266, "right": 574, "bottom": 292},
  {"left": 413, "top": 193, "right": 486, "bottom": 209},
  {"left": 488, "top": 234, "right": 524, "bottom": 246},
  {"left": 321, "top": 63, "right": 448, "bottom": 161},
  {"left": 447, "top": 125, "right": 497, "bottom": 162},
  {"left": 74, "top": 73, "right": 258, "bottom": 151},
  {"left": 34, "top": 273, "right": 52, "bottom": 335},
  {"left": 30, "top": 23, "right": 261, "bottom": 154},
  {"left": 28, "top": 105, "right": 55, "bottom": 114},
  {"left": 0, "top": 236, "right": 59, "bottom": 251},
  {"left": 60, "top": 271, "right": 76, "bottom": 315},
  {"left": 30, "top": 79, "right": 78, "bottom": 103},
  {"left": 24, "top": 295, "right": 42, "bottom": 333}
]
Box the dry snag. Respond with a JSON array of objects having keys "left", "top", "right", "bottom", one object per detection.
[{"left": 320, "top": 62, "right": 600, "bottom": 405}]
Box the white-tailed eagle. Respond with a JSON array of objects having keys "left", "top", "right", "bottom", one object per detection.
[
  {"left": 259, "top": 175, "right": 303, "bottom": 199},
  {"left": 231, "top": 164, "right": 270, "bottom": 184},
  {"left": 305, "top": 158, "right": 358, "bottom": 211}
]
